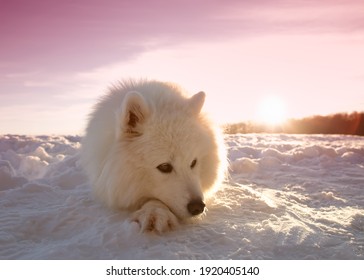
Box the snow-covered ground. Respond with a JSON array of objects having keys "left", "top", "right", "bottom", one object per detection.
[{"left": 0, "top": 134, "right": 363, "bottom": 259}]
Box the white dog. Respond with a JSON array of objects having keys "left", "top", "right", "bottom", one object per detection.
[{"left": 81, "top": 80, "right": 226, "bottom": 233}]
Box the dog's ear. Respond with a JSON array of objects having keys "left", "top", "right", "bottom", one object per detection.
[
  {"left": 188, "top": 91, "right": 205, "bottom": 115},
  {"left": 117, "top": 91, "right": 149, "bottom": 138}
]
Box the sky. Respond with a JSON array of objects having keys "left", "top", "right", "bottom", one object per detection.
[{"left": 1, "top": 0, "right": 364, "bottom": 134}]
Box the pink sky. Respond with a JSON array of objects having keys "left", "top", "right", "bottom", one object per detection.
[{"left": 1, "top": 0, "right": 364, "bottom": 134}]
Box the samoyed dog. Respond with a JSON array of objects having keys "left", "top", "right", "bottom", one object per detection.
[{"left": 81, "top": 80, "right": 226, "bottom": 233}]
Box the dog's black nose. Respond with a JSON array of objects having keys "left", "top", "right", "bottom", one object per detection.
[{"left": 187, "top": 199, "right": 205, "bottom": 216}]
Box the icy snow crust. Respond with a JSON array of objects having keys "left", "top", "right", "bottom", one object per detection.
[{"left": 1, "top": 134, "right": 363, "bottom": 259}]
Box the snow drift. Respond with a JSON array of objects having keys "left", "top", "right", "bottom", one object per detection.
[{"left": 0, "top": 134, "right": 363, "bottom": 259}]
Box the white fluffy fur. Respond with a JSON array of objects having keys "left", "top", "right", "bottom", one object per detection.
[{"left": 81, "top": 80, "right": 226, "bottom": 233}]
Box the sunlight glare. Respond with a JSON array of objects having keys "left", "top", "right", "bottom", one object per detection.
[{"left": 257, "top": 96, "right": 287, "bottom": 125}]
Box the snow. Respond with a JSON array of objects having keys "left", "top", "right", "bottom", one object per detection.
[{"left": 0, "top": 134, "right": 363, "bottom": 259}]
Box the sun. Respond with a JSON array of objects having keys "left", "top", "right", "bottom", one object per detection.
[{"left": 257, "top": 96, "right": 287, "bottom": 125}]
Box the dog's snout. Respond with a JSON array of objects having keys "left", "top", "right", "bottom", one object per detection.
[{"left": 187, "top": 199, "right": 205, "bottom": 216}]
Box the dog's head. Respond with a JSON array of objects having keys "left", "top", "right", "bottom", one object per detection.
[{"left": 116, "top": 88, "right": 223, "bottom": 219}]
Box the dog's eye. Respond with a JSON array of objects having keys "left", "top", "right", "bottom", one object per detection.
[
  {"left": 190, "top": 159, "right": 197, "bottom": 169},
  {"left": 157, "top": 163, "right": 173, "bottom": 173}
]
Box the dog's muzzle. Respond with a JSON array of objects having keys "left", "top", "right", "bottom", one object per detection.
[{"left": 187, "top": 199, "right": 205, "bottom": 216}]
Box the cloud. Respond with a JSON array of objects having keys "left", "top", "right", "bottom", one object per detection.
[{"left": 1, "top": 0, "right": 363, "bottom": 75}]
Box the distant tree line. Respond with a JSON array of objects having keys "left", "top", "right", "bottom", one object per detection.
[{"left": 224, "top": 112, "right": 364, "bottom": 136}]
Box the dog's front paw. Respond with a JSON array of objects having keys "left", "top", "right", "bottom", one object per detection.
[{"left": 131, "top": 200, "right": 179, "bottom": 233}]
